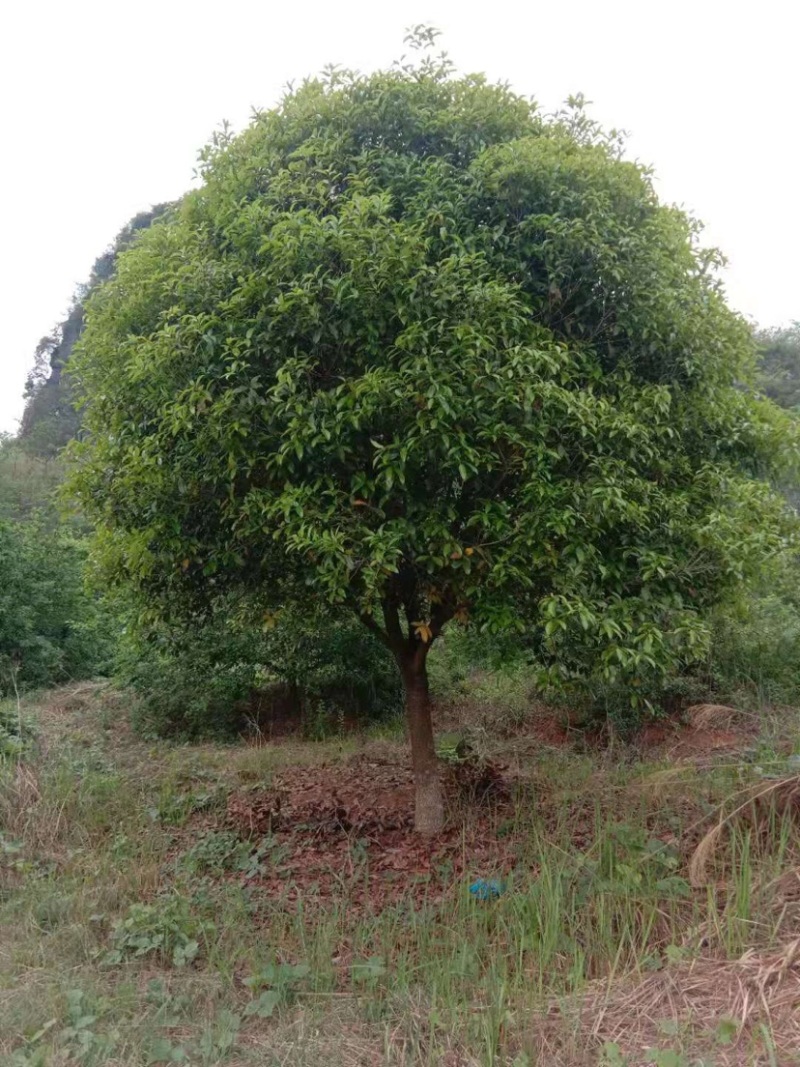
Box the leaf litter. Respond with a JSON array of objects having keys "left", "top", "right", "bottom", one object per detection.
[{"left": 225, "top": 751, "right": 522, "bottom": 912}]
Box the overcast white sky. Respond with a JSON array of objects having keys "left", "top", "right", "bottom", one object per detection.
[{"left": 1, "top": 0, "right": 797, "bottom": 434}]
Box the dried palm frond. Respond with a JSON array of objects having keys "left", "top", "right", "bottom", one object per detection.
[
  {"left": 689, "top": 775, "right": 800, "bottom": 887},
  {"left": 686, "top": 703, "right": 743, "bottom": 730}
]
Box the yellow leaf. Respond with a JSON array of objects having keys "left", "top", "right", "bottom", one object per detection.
[
  {"left": 181, "top": 558, "right": 190, "bottom": 570},
  {"left": 464, "top": 547, "right": 474, "bottom": 557},
  {"left": 412, "top": 621, "right": 433, "bottom": 644}
]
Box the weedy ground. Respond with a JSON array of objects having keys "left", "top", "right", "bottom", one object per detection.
[{"left": 3, "top": 684, "right": 800, "bottom": 1066}]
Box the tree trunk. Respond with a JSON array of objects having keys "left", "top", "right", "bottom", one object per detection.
[{"left": 400, "top": 655, "right": 445, "bottom": 835}]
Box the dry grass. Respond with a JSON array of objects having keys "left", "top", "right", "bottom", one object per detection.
[
  {"left": 686, "top": 702, "right": 749, "bottom": 731},
  {"left": 690, "top": 775, "right": 800, "bottom": 887},
  {"left": 530, "top": 940, "right": 800, "bottom": 1065}
]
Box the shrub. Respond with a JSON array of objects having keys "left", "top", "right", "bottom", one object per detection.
[
  {"left": 0, "top": 439, "right": 63, "bottom": 522},
  {"left": 0, "top": 519, "right": 116, "bottom": 696},
  {"left": 0, "top": 700, "right": 33, "bottom": 761},
  {"left": 707, "top": 589, "right": 800, "bottom": 707},
  {"left": 120, "top": 602, "right": 401, "bottom": 741}
]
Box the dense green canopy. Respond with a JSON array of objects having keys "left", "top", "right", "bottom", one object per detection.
[{"left": 70, "top": 41, "right": 797, "bottom": 829}]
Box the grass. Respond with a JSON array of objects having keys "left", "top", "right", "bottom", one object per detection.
[{"left": 2, "top": 685, "right": 800, "bottom": 1065}]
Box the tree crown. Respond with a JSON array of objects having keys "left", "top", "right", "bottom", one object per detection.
[{"left": 69, "top": 39, "right": 798, "bottom": 693}]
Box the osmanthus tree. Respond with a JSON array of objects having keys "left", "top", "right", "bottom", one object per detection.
[{"left": 69, "top": 33, "right": 797, "bottom": 832}]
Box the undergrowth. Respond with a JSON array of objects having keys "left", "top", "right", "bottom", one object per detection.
[{"left": 2, "top": 685, "right": 800, "bottom": 1065}]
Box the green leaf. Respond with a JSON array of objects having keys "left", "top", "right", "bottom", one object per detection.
[{"left": 243, "top": 991, "right": 281, "bottom": 1018}]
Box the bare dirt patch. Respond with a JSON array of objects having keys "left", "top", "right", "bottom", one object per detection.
[{"left": 636, "top": 703, "right": 760, "bottom": 763}]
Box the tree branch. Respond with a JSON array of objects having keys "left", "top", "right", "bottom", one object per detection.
[
  {"left": 381, "top": 596, "right": 407, "bottom": 655},
  {"left": 430, "top": 599, "right": 456, "bottom": 639},
  {"left": 357, "top": 610, "right": 393, "bottom": 651}
]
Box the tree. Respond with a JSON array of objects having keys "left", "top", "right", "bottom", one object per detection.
[
  {"left": 757, "top": 322, "right": 800, "bottom": 411},
  {"left": 69, "top": 33, "right": 797, "bottom": 832}
]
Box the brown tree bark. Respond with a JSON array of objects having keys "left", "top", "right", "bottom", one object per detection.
[
  {"left": 400, "top": 651, "right": 444, "bottom": 835},
  {"left": 358, "top": 592, "right": 450, "bottom": 835}
]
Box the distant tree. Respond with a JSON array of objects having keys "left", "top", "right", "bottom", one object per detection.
[
  {"left": 19, "top": 305, "right": 85, "bottom": 456},
  {"left": 70, "top": 33, "right": 797, "bottom": 831},
  {"left": 757, "top": 322, "right": 800, "bottom": 411},
  {"left": 24, "top": 334, "right": 59, "bottom": 399},
  {"left": 0, "top": 436, "right": 63, "bottom": 522},
  {"left": 18, "top": 204, "right": 174, "bottom": 457}
]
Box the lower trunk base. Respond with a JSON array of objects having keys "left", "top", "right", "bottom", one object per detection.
[
  {"left": 414, "top": 769, "right": 445, "bottom": 835},
  {"left": 398, "top": 651, "right": 444, "bottom": 834}
]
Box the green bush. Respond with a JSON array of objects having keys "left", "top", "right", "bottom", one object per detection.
[
  {"left": 581, "top": 552, "right": 800, "bottom": 725},
  {"left": 707, "top": 589, "right": 800, "bottom": 707},
  {"left": 0, "top": 519, "right": 116, "bottom": 696},
  {"left": 120, "top": 602, "right": 402, "bottom": 741},
  {"left": 0, "top": 439, "right": 64, "bottom": 522},
  {"left": 119, "top": 621, "right": 259, "bottom": 740},
  {"left": 432, "top": 584, "right": 800, "bottom": 734},
  {"left": 428, "top": 626, "right": 536, "bottom": 721},
  {"left": 0, "top": 700, "right": 33, "bottom": 761}
]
